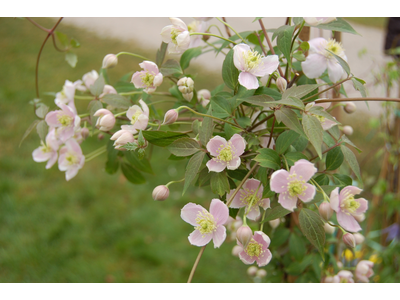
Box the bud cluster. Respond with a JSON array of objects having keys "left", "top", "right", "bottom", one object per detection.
[{"left": 177, "top": 77, "right": 194, "bottom": 101}]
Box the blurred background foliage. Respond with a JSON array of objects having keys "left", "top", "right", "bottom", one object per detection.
[{"left": 0, "top": 17, "right": 398, "bottom": 282}]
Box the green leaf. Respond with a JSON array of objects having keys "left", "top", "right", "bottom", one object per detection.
[
  {"left": 90, "top": 73, "right": 105, "bottom": 97},
  {"left": 275, "top": 108, "right": 305, "bottom": 136},
  {"left": 261, "top": 205, "right": 291, "bottom": 223},
  {"left": 326, "top": 49, "right": 350, "bottom": 75},
  {"left": 275, "top": 130, "right": 300, "bottom": 154},
  {"left": 322, "top": 131, "right": 336, "bottom": 147},
  {"left": 239, "top": 94, "right": 277, "bottom": 108},
  {"left": 272, "top": 228, "right": 290, "bottom": 247},
  {"left": 183, "top": 151, "right": 205, "bottom": 195},
  {"left": 160, "top": 59, "right": 182, "bottom": 77},
  {"left": 124, "top": 151, "right": 153, "bottom": 174},
  {"left": 282, "top": 84, "right": 324, "bottom": 100},
  {"left": 325, "top": 147, "right": 344, "bottom": 171},
  {"left": 252, "top": 17, "right": 263, "bottom": 23},
  {"left": 276, "top": 25, "right": 295, "bottom": 63},
  {"left": 55, "top": 31, "right": 69, "bottom": 47},
  {"left": 142, "top": 131, "right": 189, "bottom": 147},
  {"left": 314, "top": 18, "right": 359, "bottom": 35},
  {"left": 341, "top": 145, "right": 363, "bottom": 185},
  {"left": 332, "top": 174, "right": 352, "bottom": 187},
  {"left": 351, "top": 77, "right": 367, "bottom": 97},
  {"left": 167, "top": 138, "right": 200, "bottom": 157},
  {"left": 210, "top": 172, "right": 230, "bottom": 196},
  {"left": 227, "top": 168, "right": 248, "bottom": 181},
  {"left": 254, "top": 148, "right": 281, "bottom": 170},
  {"left": 222, "top": 48, "right": 239, "bottom": 90},
  {"left": 180, "top": 46, "right": 202, "bottom": 70},
  {"left": 289, "top": 233, "right": 307, "bottom": 261},
  {"left": 105, "top": 139, "right": 120, "bottom": 174},
  {"left": 19, "top": 119, "right": 40, "bottom": 147},
  {"left": 156, "top": 42, "right": 168, "bottom": 66},
  {"left": 36, "top": 120, "right": 48, "bottom": 142},
  {"left": 199, "top": 106, "right": 214, "bottom": 146},
  {"left": 196, "top": 167, "right": 212, "bottom": 187},
  {"left": 65, "top": 52, "right": 77, "bottom": 68},
  {"left": 302, "top": 113, "right": 323, "bottom": 158},
  {"left": 308, "top": 106, "right": 338, "bottom": 123},
  {"left": 101, "top": 94, "right": 131, "bottom": 109},
  {"left": 70, "top": 38, "right": 80, "bottom": 48},
  {"left": 341, "top": 135, "right": 361, "bottom": 152},
  {"left": 35, "top": 103, "right": 49, "bottom": 119},
  {"left": 292, "top": 135, "right": 309, "bottom": 152},
  {"left": 284, "top": 152, "right": 309, "bottom": 166},
  {"left": 299, "top": 208, "right": 326, "bottom": 260},
  {"left": 328, "top": 125, "right": 340, "bottom": 140},
  {"left": 313, "top": 174, "right": 329, "bottom": 186},
  {"left": 211, "top": 95, "right": 232, "bottom": 118},
  {"left": 254, "top": 86, "right": 282, "bottom": 100},
  {"left": 121, "top": 163, "right": 146, "bottom": 184},
  {"left": 122, "top": 142, "right": 138, "bottom": 151}
]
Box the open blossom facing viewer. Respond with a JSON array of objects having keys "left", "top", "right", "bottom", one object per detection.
[
  {"left": 236, "top": 231, "right": 272, "bottom": 267},
  {"left": 181, "top": 199, "right": 229, "bottom": 248},
  {"left": 330, "top": 186, "right": 368, "bottom": 232},
  {"left": 131, "top": 61, "right": 163, "bottom": 94},
  {"left": 121, "top": 100, "right": 149, "bottom": 134},
  {"left": 160, "top": 17, "right": 190, "bottom": 54},
  {"left": 233, "top": 44, "right": 279, "bottom": 90},
  {"left": 32, "top": 128, "right": 60, "bottom": 169},
  {"left": 206, "top": 134, "right": 246, "bottom": 172},
  {"left": 270, "top": 159, "right": 317, "bottom": 211},
  {"left": 227, "top": 178, "right": 270, "bottom": 220},
  {"left": 45, "top": 104, "right": 81, "bottom": 143},
  {"left": 301, "top": 37, "right": 347, "bottom": 83},
  {"left": 58, "top": 138, "right": 85, "bottom": 181}
]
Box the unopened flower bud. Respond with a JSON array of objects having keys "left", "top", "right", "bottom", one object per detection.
[
  {"left": 319, "top": 202, "right": 333, "bottom": 221},
  {"left": 152, "top": 185, "right": 169, "bottom": 201},
  {"left": 324, "top": 275, "right": 340, "bottom": 283},
  {"left": 247, "top": 266, "right": 258, "bottom": 276},
  {"left": 110, "top": 130, "right": 135, "bottom": 150},
  {"left": 343, "top": 125, "right": 353, "bottom": 136},
  {"left": 324, "top": 223, "right": 335, "bottom": 234},
  {"left": 197, "top": 89, "right": 211, "bottom": 107},
  {"left": 177, "top": 77, "right": 194, "bottom": 101},
  {"left": 81, "top": 127, "right": 90, "bottom": 140},
  {"left": 354, "top": 233, "right": 365, "bottom": 245},
  {"left": 102, "top": 54, "right": 118, "bottom": 69},
  {"left": 344, "top": 102, "right": 357, "bottom": 114},
  {"left": 236, "top": 225, "right": 253, "bottom": 248},
  {"left": 100, "top": 84, "right": 117, "bottom": 98},
  {"left": 354, "top": 213, "right": 365, "bottom": 223},
  {"left": 256, "top": 269, "right": 267, "bottom": 278},
  {"left": 232, "top": 245, "right": 242, "bottom": 257},
  {"left": 97, "top": 133, "right": 104, "bottom": 140},
  {"left": 163, "top": 109, "right": 179, "bottom": 125},
  {"left": 269, "top": 218, "right": 280, "bottom": 229},
  {"left": 94, "top": 108, "right": 116, "bottom": 131},
  {"left": 202, "top": 32, "right": 211, "bottom": 42},
  {"left": 276, "top": 77, "right": 287, "bottom": 93},
  {"left": 343, "top": 233, "right": 356, "bottom": 248}
]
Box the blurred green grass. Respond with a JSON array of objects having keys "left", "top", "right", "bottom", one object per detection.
[{"left": 0, "top": 17, "right": 253, "bottom": 283}]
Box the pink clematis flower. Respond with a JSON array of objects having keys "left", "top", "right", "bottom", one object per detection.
[
  {"left": 304, "top": 17, "right": 336, "bottom": 26},
  {"left": 45, "top": 104, "right": 81, "bottom": 143},
  {"left": 131, "top": 61, "right": 163, "bottom": 94},
  {"left": 301, "top": 37, "right": 347, "bottom": 83},
  {"left": 81, "top": 70, "right": 99, "bottom": 90},
  {"left": 181, "top": 199, "right": 229, "bottom": 248},
  {"left": 355, "top": 260, "right": 374, "bottom": 283},
  {"left": 227, "top": 179, "right": 270, "bottom": 220},
  {"left": 187, "top": 18, "right": 209, "bottom": 48},
  {"left": 94, "top": 108, "right": 116, "bottom": 131},
  {"left": 54, "top": 79, "right": 82, "bottom": 114},
  {"left": 270, "top": 159, "right": 317, "bottom": 211},
  {"left": 160, "top": 17, "right": 191, "bottom": 54},
  {"left": 233, "top": 43, "right": 279, "bottom": 90},
  {"left": 58, "top": 138, "right": 85, "bottom": 181},
  {"left": 330, "top": 186, "right": 368, "bottom": 232},
  {"left": 121, "top": 100, "right": 149, "bottom": 134},
  {"left": 336, "top": 270, "right": 355, "bottom": 283},
  {"left": 99, "top": 84, "right": 118, "bottom": 99},
  {"left": 32, "top": 128, "right": 61, "bottom": 169},
  {"left": 110, "top": 130, "right": 135, "bottom": 150},
  {"left": 305, "top": 101, "right": 337, "bottom": 130},
  {"left": 206, "top": 134, "right": 246, "bottom": 172},
  {"left": 236, "top": 231, "right": 272, "bottom": 267}
]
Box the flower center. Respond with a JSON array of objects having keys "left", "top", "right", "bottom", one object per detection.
[
  {"left": 341, "top": 194, "right": 360, "bottom": 214},
  {"left": 195, "top": 210, "right": 217, "bottom": 235},
  {"left": 325, "top": 39, "right": 344, "bottom": 57},
  {"left": 243, "top": 49, "right": 263, "bottom": 71},
  {"left": 340, "top": 277, "right": 349, "bottom": 283},
  {"left": 140, "top": 72, "right": 155, "bottom": 87},
  {"left": 40, "top": 141, "right": 52, "bottom": 153},
  {"left": 57, "top": 113, "right": 73, "bottom": 127},
  {"left": 217, "top": 144, "right": 234, "bottom": 162},
  {"left": 287, "top": 173, "right": 307, "bottom": 197},
  {"left": 171, "top": 28, "right": 180, "bottom": 45},
  {"left": 311, "top": 113, "right": 326, "bottom": 123},
  {"left": 130, "top": 110, "right": 143, "bottom": 125},
  {"left": 65, "top": 152, "right": 79, "bottom": 165},
  {"left": 245, "top": 239, "right": 263, "bottom": 258},
  {"left": 187, "top": 21, "right": 198, "bottom": 33}
]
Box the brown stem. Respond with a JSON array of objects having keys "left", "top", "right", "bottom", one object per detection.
[
  {"left": 248, "top": 113, "right": 275, "bottom": 132},
  {"left": 254, "top": 31, "right": 267, "bottom": 56},
  {"left": 222, "top": 17, "right": 231, "bottom": 37},
  {"left": 26, "top": 17, "right": 50, "bottom": 33},
  {"left": 315, "top": 97, "right": 400, "bottom": 103},
  {"left": 310, "top": 142, "right": 341, "bottom": 161},
  {"left": 303, "top": 77, "right": 352, "bottom": 102},
  {"left": 51, "top": 34, "right": 69, "bottom": 52},
  {"left": 267, "top": 116, "right": 276, "bottom": 148},
  {"left": 187, "top": 245, "right": 207, "bottom": 283}
]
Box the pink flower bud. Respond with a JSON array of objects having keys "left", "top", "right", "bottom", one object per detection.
[
  {"left": 344, "top": 102, "right": 357, "bottom": 114},
  {"left": 110, "top": 130, "right": 135, "bottom": 150},
  {"left": 94, "top": 109, "right": 116, "bottom": 131},
  {"left": 231, "top": 245, "right": 242, "bottom": 257},
  {"left": 276, "top": 77, "right": 287, "bottom": 93},
  {"left": 102, "top": 54, "right": 118, "bottom": 69},
  {"left": 247, "top": 266, "right": 258, "bottom": 276},
  {"left": 324, "top": 275, "right": 340, "bottom": 283},
  {"left": 354, "top": 233, "right": 365, "bottom": 245},
  {"left": 81, "top": 127, "right": 90, "bottom": 140},
  {"left": 324, "top": 223, "right": 335, "bottom": 234},
  {"left": 177, "top": 77, "right": 194, "bottom": 101},
  {"left": 268, "top": 218, "right": 280, "bottom": 229},
  {"left": 343, "top": 233, "right": 356, "bottom": 248},
  {"left": 236, "top": 225, "right": 253, "bottom": 248},
  {"left": 256, "top": 269, "right": 267, "bottom": 277},
  {"left": 163, "top": 109, "right": 179, "bottom": 125},
  {"left": 343, "top": 125, "right": 353, "bottom": 136},
  {"left": 319, "top": 202, "right": 333, "bottom": 221},
  {"left": 152, "top": 185, "right": 169, "bottom": 201}
]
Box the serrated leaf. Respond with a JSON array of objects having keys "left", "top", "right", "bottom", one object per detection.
[
  {"left": 142, "top": 131, "right": 189, "bottom": 147},
  {"left": 314, "top": 18, "right": 359, "bottom": 35},
  {"left": 210, "top": 172, "right": 230, "bottom": 196},
  {"left": 275, "top": 108, "right": 305, "bottom": 136},
  {"left": 36, "top": 120, "right": 48, "bottom": 142},
  {"left": 160, "top": 59, "right": 182, "bottom": 77},
  {"left": 326, "top": 49, "right": 350, "bottom": 75},
  {"left": 299, "top": 208, "right": 325, "bottom": 260},
  {"left": 180, "top": 46, "right": 202, "bottom": 70},
  {"left": 276, "top": 130, "right": 300, "bottom": 154},
  {"left": 183, "top": 151, "right": 205, "bottom": 195},
  {"left": 101, "top": 94, "right": 131, "bottom": 109},
  {"left": 222, "top": 48, "right": 239, "bottom": 90},
  {"left": 284, "top": 152, "right": 309, "bottom": 166},
  {"left": 254, "top": 148, "right": 281, "bottom": 170},
  {"left": 341, "top": 145, "right": 362, "bottom": 186},
  {"left": 302, "top": 113, "right": 323, "bottom": 158},
  {"left": 325, "top": 147, "right": 344, "bottom": 171},
  {"left": 90, "top": 74, "right": 105, "bottom": 97},
  {"left": 211, "top": 95, "right": 232, "bottom": 118},
  {"left": 199, "top": 106, "right": 213, "bottom": 146},
  {"left": 65, "top": 52, "right": 77, "bottom": 68},
  {"left": 261, "top": 205, "right": 291, "bottom": 223},
  {"left": 35, "top": 104, "right": 49, "bottom": 119},
  {"left": 124, "top": 151, "right": 153, "bottom": 174},
  {"left": 167, "top": 138, "right": 200, "bottom": 157},
  {"left": 20, "top": 120, "right": 40, "bottom": 147},
  {"left": 156, "top": 42, "right": 168, "bottom": 66},
  {"left": 121, "top": 163, "right": 146, "bottom": 184},
  {"left": 276, "top": 25, "right": 295, "bottom": 62},
  {"left": 122, "top": 142, "right": 138, "bottom": 151}
]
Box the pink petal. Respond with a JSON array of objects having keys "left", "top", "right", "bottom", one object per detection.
[
  {"left": 188, "top": 229, "right": 213, "bottom": 247},
  {"left": 230, "top": 134, "right": 246, "bottom": 156},
  {"left": 270, "top": 169, "right": 290, "bottom": 193},
  {"left": 66, "top": 138, "right": 82, "bottom": 155},
  {"left": 355, "top": 198, "right": 368, "bottom": 214},
  {"left": 246, "top": 205, "right": 261, "bottom": 221},
  {"left": 181, "top": 203, "right": 205, "bottom": 226},
  {"left": 206, "top": 135, "right": 227, "bottom": 156},
  {"left": 340, "top": 186, "right": 362, "bottom": 199},
  {"left": 169, "top": 17, "right": 187, "bottom": 31},
  {"left": 32, "top": 148, "right": 51, "bottom": 162},
  {"left": 120, "top": 125, "right": 138, "bottom": 134},
  {"left": 239, "top": 249, "right": 256, "bottom": 265},
  {"left": 321, "top": 118, "right": 337, "bottom": 131},
  {"left": 226, "top": 156, "right": 241, "bottom": 170},
  {"left": 314, "top": 102, "right": 331, "bottom": 110},
  {"left": 298, "top": 183, "right": 316, "bottom": 203},
  {"left": 139, "top": 61, "right": 159, "bottom": 74},
  {"left": 45, "top": 153, "right": 58, "bottom": 169},
  {"left": 238, "top": 72, "right": 259, "bottom": 90},
  {"left": 209, "top": 199, "right": 229, "bottom": 225},
  {"left": 259, "top": 198, "right": 271, "bottom": 210},
  {"left": 228, "top": 189, "right": 247, "bottom": 209},
  {"left": 330, "top": 187, "right": 340, "bottom": 212},
  {"left": 256, "top": 249, "right": 272, "bottom": 267},
  {"left": 212, "top": 226, "right": 226, "bottom": 248},
  {"left": 301, "top": 53, "right": 327, "bottom": 79},
  {"left": 65, "top": 166, "right": 79, "bottom": 181},
  {"left": 45, "top": 111, "right": 60, "bottom": 127},
  {"left": 327, "top": 58, "right": 345, "bottom": 83},
  {"left": 139, "top": 99, "right": 149, "bottom": 117},
  {"left": 278, "top": 192, "right": 298, "bottom": 212},
  {"left": 290, "top": 159, "right": 317, "bottom": 181},
  {"left": 253, "top": 231, "right": 271, "bottom": 247},
  {"left": 251, "top": 55, "right": 279, "bottom": 77},
  {"left": 206, "top": 158, "right": 227, "bottom": 173},
  {"left": 233, "top": 43, "right": 249, "bottom": 72},
  {"left": 243, "top": 178, "right": 262, "bottom": 193},
  {"left": 337, "top": 211, "right": 362, "bottom": 232},
  {"left": 131, "top": 71, "right": 147, "bottom": 89}
]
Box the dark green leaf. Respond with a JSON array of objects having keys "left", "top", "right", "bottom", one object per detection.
[
  {"left": 124, "top": 151, "right": 153, "bottom": 174},
  {"left": 105, "top": 139, "right": 120, "bottom": 174},
  {"left": 180, "top": 46, "right": 202, "bottom": 70},
  {"left": 275, "top": 108, "right": 305, "bottom": 136},
  {"left": 276, "top": 25, "right": 295, "bottom": 62},
  {"left": 239, "top": 94, "right": 277, "bottom": 108},
  {"left": 183, "top": 151, "right": 205, "bottom": 195},
  {"left": 314, "top": 174, "right": 329, "bottom": 186},
  {"left": 341, "top": 145, "right": 362, "bottom": 185},
  {"left": 254, "top": 86, "right": 282, "bottom": 100},
  {"left": 289, "top": 233, "right": 307, "bottom": 261},
  {"left": 276, "top": 130, "right": 300, "bottom": 154},
  {"left": 229, "top": 208, "right": 240, "bottom": 219},
  {"left": 227, "top": 169, "right": 248, "bottom": 181},
  {"left": 292, "top": 135, "right": 309, "bottom": 152},
  {"left": 160, "top": 59, "right": 182, "bottom": 77},
  {"left": 121, "top": 163, "right": 146, "bottom": 184},
  {"left": 167, "top": 138, "right": 200, "bottom": 157},
  {"left": 325, "top": 147, "right": 344, "bottom": 171},
  {"left": 101, "top": 94, "right": 131, "bottom": 109},
  {"left": 254, "top": 148, "right": 281, "bottom": 170},
  {"left": 210, "top": 172, "right": 230, "bottom": 196},
  {"left": 196, "top": 167, "right": 212, "bottom": 187},
  {"left": 272, "top": 228, "right": 290, "bottom": 247},
  {"left": 302, "top": 113, "right": 323, "bottom": 158},
  {"left": 261, "top": 205, "right": 291, "bottom": 223},
  {"left": 211, "top": 95, "right": 232, "bottom": 118},
  {"left": 351, "top": 77, "right": 367, "bottom": 97},
  {"left": 199, "top": 106, "right": 214, "bottom": 146},
  {"left": 332, "top": 174, "right": 352, "bottom": 187},
  {"left": 222, "top": 48, "right": 239, "bottom": 90},
  {"left": 299, "top": 208, "right": 326, "bottom": 260},
  {"left": 142, "top": 131, "right": 189, "bottom": 147}
]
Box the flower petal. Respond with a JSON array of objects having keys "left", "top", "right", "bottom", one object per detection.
[
  {"left": 327, "top": 58, "right": 345, "bottom": 83},
  {"left": 233, "top": 43, "right": 250, "bottom": 72},
  {"left": 320, "top": 118, "right": 337, "bottom": 131},
  {"left": 290, "top": 159, "right": 317, "bottom": 181},
  {"left": 181, "top": 203, "right": 205, "bottom": 226},
  {"left": 301, "top": 53, "right": 327, "bottom": 79},
  {"left": 206, "top": 135, "right": 227, "bottom": 156},
  {"left": 131, "top": 71, "right": 146, "bottom": 89},
  {"left": 355, "top": 198, "right": 368, "bottom": 214},
  {"left": 206, "top": 158, "right": 226, "bottom": 173},
  {"left": 340, "top": 186, "right": 362, "bottom": 198},
  {"left": 298, "top": 183, "right": 316, "bottom": 203},
  {"left": 228, "top": 189, "right": 247, "bottom": 209},
  {"left": 65, "top": 166, "right": 79, "bottom": 181},
  {"left": 230, "top": 134, "right": 246, "bottom": 156},
  {"left": 278, "top": 191, "right": 298, "bottom": 212},
  {"left": 337, "top": 211, "right": 362, "bottom": 232},
  {"left": 212, "top": 225, "right": 226, "bottom": 248},
  {"left": 256, "top": 249, "right": 272, "bottom": 267},
  {"left": 210, "top": 199, "right": 229, "bottom": 226},
  {"left": 238, "top": 72, "right": 259, "bottom": 90},
  {"left": 330, "top": 187, "right": 340, "bottom": 212},
  {"left": 188, "top": 229, "right": 213, "bottom": 247},
  {"left": 139, "top": 61, "right": 159, "bottom": 74},
  {"left": 270, "top": 169, "right": 290, "bottom": 193},
  {"left": 238, "top": 249, "right": 256, "bottom": 265},
  {"left": 251, "top": 55, "right": 279, "bottom": 77},
  {"left": 226, "top": 156, "right": 241, "bottom": 170}
]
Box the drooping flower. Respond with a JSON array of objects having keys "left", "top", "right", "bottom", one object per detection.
[
  {"left": 355, "top": 260, "right": 374, "bottom": 283},
  {"left": 54, "top": 79, "right": 82, "bottom": 113},
  {"left": 81, "top": 70, "right": 99, "bottom": 90},
  {"left": 206, "top": 134, "right": 246, "bottom": 172},
  {"left": 94, "top": 108, "right": 116, "bottom": 131},
  {"left": 99, "top": 84, "right": 118, "bottom": 99},
  {"left": 233, "top": 43, "right": 279, "bottom": 90},
  {"left": 58, "top": 138, "right": 85, "bottom": 181},
  {"left": 121, "top": 100, "right": 149, "bottom": 134},
  {"left": 236, "top": 231, "right": 272, "bottom": 267},
  {"left": 131, "top": 61, "right": 163, "bottom": 94},
  {"left": 336, "top": 270, "right": 354, "bottom": 283},
  {"left": 45, "top": 104, "right": 81, "bottom": 143},
  {"left": 301, "top": 37, "right": 347, "bottom": 82},
  {"left": 330, "top": 186, "right": 368, "bottom": 232},
  {"left": 270, "top": 159, "right": 317, "bottom": 211},
  {"left": 187, "top": 18, "right": 209, "bottom": 48},
  {"left": 227, "top": 178, "right": 270, "bottom": 220},
  {"left": 181, "top": 199, "right": 229, "bottom": 248},
  {"left": 304, "top": 17, "right": 336, "bottom": 26},
  {"left": 197, "top": 89, "right": 211, "bottom": 107},
  {"left": 32, "top": 128, "right": 61, "bottom": 169},
  {"left": 110, "top": 130, "right": 135, "bottom": 150},
  {"left": 160, "top": 17, "right": 191, "bottom": 54},
  {"left": 305, "top": 101, "right": 337, "bottom": 130}
]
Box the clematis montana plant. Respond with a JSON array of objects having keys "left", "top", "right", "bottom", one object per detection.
[{"left": 27, "top": 16, "right": 397, "bottom": 283}]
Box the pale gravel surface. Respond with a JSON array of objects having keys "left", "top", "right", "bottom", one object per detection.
[{"left": 61, "top": 17, "right": 398, "bottom": 116}]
